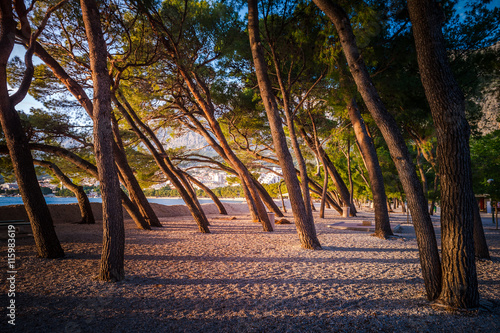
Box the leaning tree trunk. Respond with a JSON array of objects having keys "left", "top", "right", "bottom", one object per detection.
[
  {"left": 0, "top": 107, "right": 64, "bottom": 258},
  {"left": 270, "top": 49, "right": 313, "bottom": 219},
  {"left": 299, "top": 127, "right": 357, "bottom": 216},
  {"left": 309, "top": 177, "right": 343, "bottom": 214},
  {"left": 0, "top": 0, "right": 64, "bottom": 258},
  {"left": 113, "top": 94, "right": 210, "bottom": 233},
  {"left": 472, "top": 200, "right": 490, "bottom": 259},
  {"left": 111, "top": 116, "right": 161, "bottom": 227},
  {"left": 416, "top": 148, "right": 429, "bottom": 197},
  {"left": 176, "top": 170, "right": 211, "bottom": 225},
  {"left": 248, "top": 0, "right": 320, "bottom": 249},
  {"left": 321, "top": 149, "right": 357, "bottom": 216},
  {"left": 181, "top": 109, "right": 283, "bottom": 219},
  {"left": 408, "top": 0, "right": 478, "bottom": 308},
  {"left": 81, "top": 0, "right": 125, "bottom": 281},
  {"left": 181, "top": 171, "right": 228, "bottom": 215},
  {"left": 179, "top": 73, "right": 273, "bottom": 232},
  {"left": 278, "top": 180, "right": 287, "bottom": 213},
  {"left": 252, "top": 178, "right": 284, "bottom": 217},
  {"left": 313, "top": 0, "right": 441, "bottom": 300},
  {"left": 347, "top": 97, "right": 392, "bottom": 238},
  {"left": 429, "top": 174, "right": 439, "bottom": 215},
  {"left": 33, "top": 160, "right": 95, "bottom": 225},
  {"left": 28, "top": 143, "right": 150, "bottom": 230},
  {"left": 320, "top": 163, "right": 329, "bottom": 218}
]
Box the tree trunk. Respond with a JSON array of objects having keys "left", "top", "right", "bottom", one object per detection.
[
  {"left": 34, "top": 160, "right": 95, "bottom": 224},
  {"left": 408, "top": 0, "right": 478, "bottom": 308},
  {"left": 181, "top": 171, "right": 227, "bottom": 215},
  {"left": 347, "top": 98, "right": 392, "bottom": 238},
  {"left": 346, "top": 137, "right": 354, "bottom": 206},
  {"left": 27, "top": 143, "right": 150, "bottom": 230},
  {"left": 299, "top": 126, "right": 357, "bottom": 216},
  {"left": 81, "top": 0, "right": 125, "bottom": 281},
  {"left": 416, "top": 148, "right": 429, "bottom": 196},
  {"left": 252, "top": 178, "right": 284, "bottom": 217},
  {"left": 313, "top": 0, "right": 441, "bottom": 300},
  {"left": 320, "top": 164, "right": 329, "bottom": 218},
  {"left": 111, "top": 116, "right": 161, "bottom": 227},
  {"left": 310, "top": 196, "right": 317, "bottom": 211},
  {"left": 472, "top": 199, "right": 490, "bottom": 259},
  {"left": 322, "top": 149, "right": 357, "bottom": 216},
  {"left": 176, "top": 170, "right": 211, "bottom": 225},
  {"left": 178, "top": 107, "right": 284, "bottom": 219},
  {"left": 278, "top": 180, "right": 287, "bottom": 213},
  {"left": 496, "top": 206, "right": 499, "bottom": 228},
  {"left": 113, "top": 94, "right": 210, "bottom": 233},
  {"left": 179, "top": 75, "right": 273, "bottom": 232},
  {"left": 248, "top": 0, "right": 320, "bottom": 248},
  {"left": 387, "top": 200, "right": 394, "bottom": 212},
  {"left": 429, "top": 174, "right": 439, "bottom": 215},
  {"left": 0, "top": 0, "right": 64, "bottom": 258},
  {"left": 270, "top": 48, "right": 313, "bottom": 219}
]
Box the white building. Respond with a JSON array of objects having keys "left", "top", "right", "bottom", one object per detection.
[
  {"left": 0, "top": 183, "right": 18, "bottom": 190},
  {"left": 259, "top": 167, "right": 282, "bottom": 184}
]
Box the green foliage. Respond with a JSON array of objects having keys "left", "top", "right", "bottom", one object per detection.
[
  {"left": 143, "top": 185, "right": 178, "bottom": 197},
  {"left": 212, "top": 185, "right": 244, "bottom": 198},
  {"left": 157, "top": 0, "right": 243, "bottom": 69},
  {"left": 40, "top": 187, "right": 53, "bottom": 195},
  {"left": 0, "top": 188, "right": 20, "bottom": 196},
  {"left": 55, "top": 188, "right": 75, "bottom": 197},
  {"left": 83, "top": 185, "right": 100, "bottom": 195},
  {"left": 0, "top": 157, "right": 16, "bottom": 183}
]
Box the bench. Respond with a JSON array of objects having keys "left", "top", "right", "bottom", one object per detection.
[
  {"left": 0, "top": 220, "right": 31, "bottom": 234},
  {"left": 0, "top": 220, "right": 31, "bottom": 227}
]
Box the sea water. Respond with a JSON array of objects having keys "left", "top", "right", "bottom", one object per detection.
[{"left": 0, "top": 196, "right": 245, "bottom": 207}]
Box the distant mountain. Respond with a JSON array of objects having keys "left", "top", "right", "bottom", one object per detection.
[
  {"left": 477, "top": 85, "right": 499, "bottom": 134},
  {"left": 164, "top": 130, "right": 216, "bottom": 155}
]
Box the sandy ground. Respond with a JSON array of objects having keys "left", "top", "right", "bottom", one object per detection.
[{"left": 1, "top": 202, "right": 499, "bottom": 332}]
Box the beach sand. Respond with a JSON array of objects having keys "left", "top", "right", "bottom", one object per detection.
[{"left": 0, "top": 203, "right": 499, "bottom": 332}]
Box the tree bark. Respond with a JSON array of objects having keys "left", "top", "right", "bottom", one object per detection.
[
  {"left": 0, "top": 0, "right": 64, "bottom": 258},
  {"left": 180, "top": 171, "right": 228, "bottom": 215},
  {"left": 252, "top": 178, "right": 284, "bottom": 217},
  {"left": 472, "top": 199, "right": 490, "bottom": 259},
  {"left": 179, "top": 71, "right": 273, "bottom": 232},
  {"left": 111, "top": 116, "right": 162, "bottom": 227},
  {"left": 429, "top": 174, "right": 439, "bottom": 215},
  {"left": 299, "top": 127, "right": 357, "bottom": 216},
  {"left": 407, "top": 0, "right": 478, "bottom": 308},
  {"left": 278, "top": 180, "right": 287, "bottom": 213},
  {"left": 416, "top": 148, "right": 429, "bottom": 197},
  {"left": 347, "top": 98, "right": 392, "bottom": 238},
  {"left": 179, "top": 108, "right": 283, "bottom": 219},
  {"left": 26, "top": 143, "right": 150, "bottom": 230},
  {"left": 248, "top": 0, "right": 320, "bottom": 248},
  {"left": 320, "top": 164, "right": 329, "bottom": 218},
  {"left": 313, "top": 0, "right": 441, "bottom": 300},
  {"left": 33, "top": 160, "right": 95, "bottom": 224},
  {"left": 81, "top": 0, "right": 125, "bottom": 281},
  {"left": 112, "top": 94, "right": 210, "bottom": 233},
  {"left": 270, "top": 45, "right": 313, "bottom": 219}
]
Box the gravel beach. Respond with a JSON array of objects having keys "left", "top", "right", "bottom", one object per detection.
[{"left": 1, "top": 203, "right": 499, "bottom": 332}]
